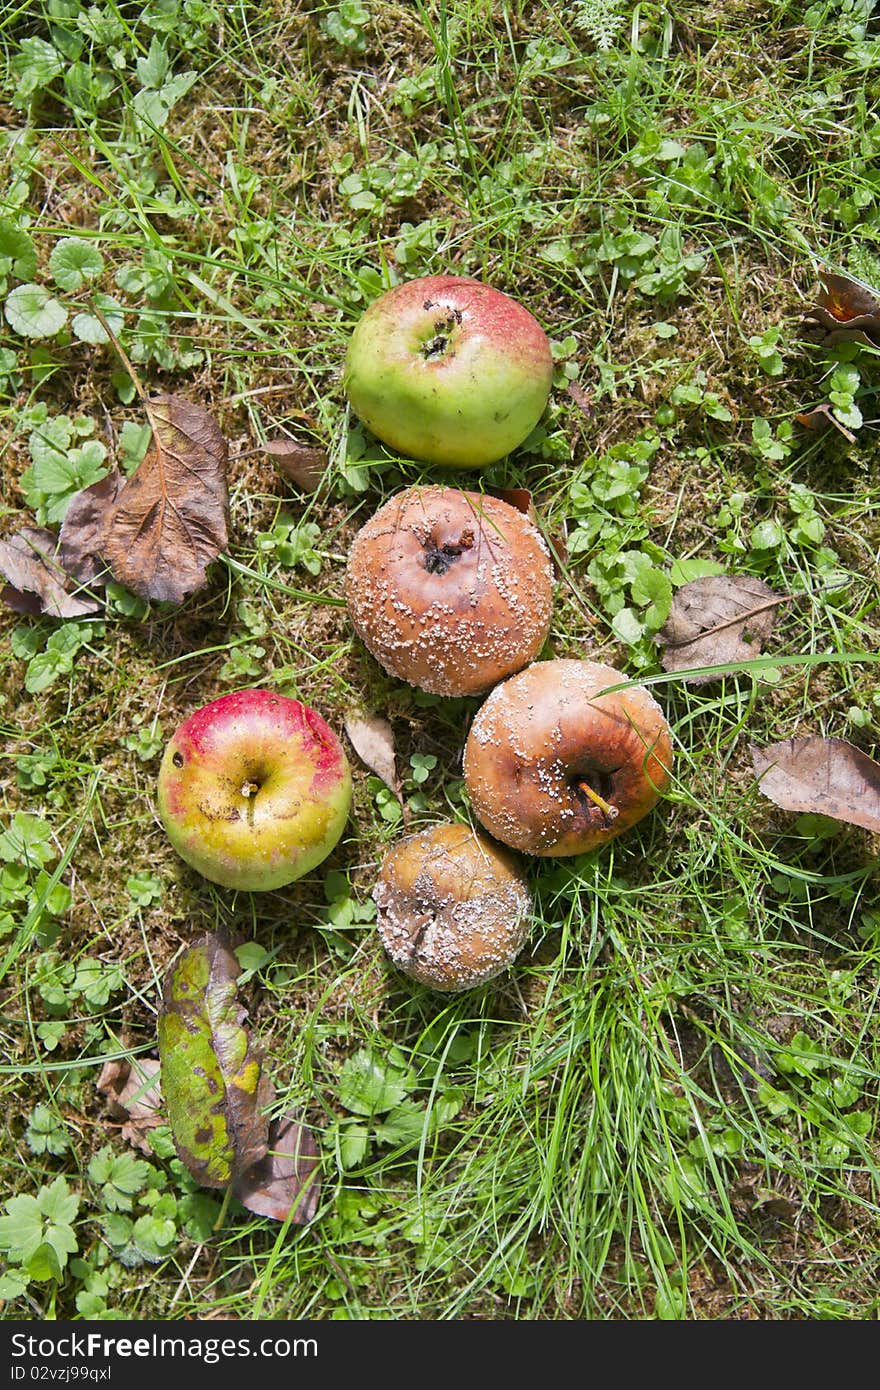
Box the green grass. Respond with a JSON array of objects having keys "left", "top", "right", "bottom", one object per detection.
[{"left": 1, "top": 0, "right": 879, "bottom": 1321}]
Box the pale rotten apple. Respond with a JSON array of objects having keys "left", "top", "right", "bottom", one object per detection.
[
  {"left": 343, "top": 274, "right": 553, "bottom": 469},
  {"left": 157, "top": 689, "right": 352, "bottom": 891}
]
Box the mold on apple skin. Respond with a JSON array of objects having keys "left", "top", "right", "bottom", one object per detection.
[
  {"left": 373, "top": 822, "right": 532, "bottom": 992},
  {"left": 345, "top": 485, "right": 554, "bottom": 697},
  {"left": 463, "top": 659, "right": 674, "bottom": 857},
  {"left": 157, "top": 689, "right": 352, "bottom": 891}
]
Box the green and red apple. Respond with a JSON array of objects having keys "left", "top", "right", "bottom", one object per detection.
[
  {"left": 343, "top": 274, "right": 553, "bottom": 469},
  {"left": 157, "top": 689, "right": 352, "bottom": 891}
]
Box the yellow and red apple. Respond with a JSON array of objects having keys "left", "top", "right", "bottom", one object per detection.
[{"left": 157, "top": 689, "right": 352, "bottom": 891}]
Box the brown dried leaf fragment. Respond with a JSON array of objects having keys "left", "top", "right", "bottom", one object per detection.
[
  {"left": 751, "top": 736, "right": 880, "bottom": 833},
  {"left": 0, "top": 526, "right": 102, "bottom": 618},
  {"left": 96, "top": 1056, "right": 164, "bottom": 1155},
  {"left": 566, "top": 380, "right": 592, "bottom": 415},
  {"left": 803, "top": 270, "right": 880, "bottom": 346},
  {"left": 343, "top": 710, "right": 404, "bottom": 812},
  {"left": 60, "top": 395, "right": 229, "bottom": 604},
  {"left": 492, "top": 487, "right": 535, "bottom": 520},
  {"left": 265, "top": 438, "right": 328, "bottom": 493},
  {"left": 58, "top": 472, "right": 122, "bottom": 586},
  {"left": 656, "top": 575, "right": 788, "bottom": 682},
  {"left": 233, "top": 1112, "right": 322, "bottom": 1225},
  {"left": 795, "top": 404, "right": 858, "bottom": 444}
]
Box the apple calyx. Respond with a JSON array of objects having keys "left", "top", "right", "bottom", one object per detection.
[
  {"left": 419, "top": 306, "right": 463, "bottom": 361},
  {"left": 422, "top": 528, "right": 474, "bottom": 574}
]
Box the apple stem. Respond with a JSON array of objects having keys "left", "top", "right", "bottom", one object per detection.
[
  {"left": 241, "top": 780, "right": 259, "bottom": 829},
  {"left": 575, "top": 779, "right": 619, "bottom": 822}
]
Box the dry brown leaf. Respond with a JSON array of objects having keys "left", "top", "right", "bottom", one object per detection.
[
  {"left": 803, "top": 270, "right": 880, "bottom": 346},
  {"left": 492, "top": 487, "right": 535, "bottom": 519},
  {"left": 344, "top": 710, "right": 402, "bottom": 796},
  {"left": 656, "top": 575, "right": 788, "bottom": 682},
  {"left": 59, "top": 395, "right": 228, "bottom": 604},
  {"left": 566, "top": 380, "right": 592, "bottom": 414},
  {"left": 58, "top": 472, "right": 121, "bottom": 586},
  {"left": 795, "top": 403, "right": 858, "bottom": 444},
  {"left": 751, "top": 736, "right": 880, "bottom": 833},
  {"left": 0, "top": 526, "right": 101, "bottom": 618},
  {"left": 265, "top": 438, "right": 328, "bottom": 493},
  {"left": 233, "top": 1112, "right": 322, "bottom": 1225},
  {"left": 96, "top": 1056, "right": 164, "bottom": 1154}
]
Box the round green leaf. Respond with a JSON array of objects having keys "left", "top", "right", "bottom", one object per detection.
[
  {"left": 49, "top": 238, "right": 104, "bottom": 291},
  {"left": 669, "top": 557, "right": 726, "bottom": 587},
  {"left": 336, "top": 1049, "right": 414, "bottom": 1116},
  {"left": 0, "top": 220, "right": 37, "bottom": 280},
  {"left": 611, "top": 606, "right": 645, "bottom": 646},
  {"left": 72, "top": 295, "right": 124, "bottom": 344},
  {"left": 5, "top": 284, "right": 67, "bottom": 340}
]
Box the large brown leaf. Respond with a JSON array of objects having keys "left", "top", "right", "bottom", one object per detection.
[
  {"left": 656, "top": 575, "right": 787, "bottom": 682},
  {"left": 59, "top": 395, "right": 228, "bottom": 604},
  {"left": 751, "top": 736, "right": 880, "bottom": 833},
  {"left": 0, "top": 526, "right": 101, "bottom": 618},
  {"left": 58, "top": 473, "right": 122, "bottom": 586},
  {"left": 233, "top": 1112, "right": 322, "bottom": 1224}
]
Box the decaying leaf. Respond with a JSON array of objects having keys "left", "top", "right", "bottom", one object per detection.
[
  {"left": 59, "top": 394, "right": 228, "bottom": 604},
  {"left": 265, "top": 437, "right": 327, "bottom": 493},
  {"left": 344, "top": 710, "right": 405, "bottom": 814},
  {"left": 566, "top": 380, "right": 592, "bottom": 415},
  {"left": 656, "top": 575, "right": 788, "bottom": 682},
  {"left": 0, "top": 526, "right": 101, "bottom": 618},
  {"left": 751, "top": 736, "right": 880, "bottom": 834},
  {"left": 795, "top": 403, "right": 858, "bottom": 444},
  {"left": 58, "top": 472, "right": 122, "bottom": 586},
  {"left": 158, "top": 935, "right": 272, "bottom": 1189},
  {"left": 803, "top": 270, "right": 880, "bottom": 346},
  {"left": 492, "top": 487, "right": 535, "bottom": 520},
  {"left": 233, "top": 1112, "right": 321, "bottom": 1225},
  {"left": 96, "top": 1056, "right": 164, "bottom": 1155}
]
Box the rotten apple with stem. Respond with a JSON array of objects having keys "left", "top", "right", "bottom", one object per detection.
[{"left": 463, "top": 659, "right": 674, "bottom": 856}]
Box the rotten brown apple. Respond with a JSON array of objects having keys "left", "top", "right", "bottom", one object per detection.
[
  {"left": 462, "top": 658, "right": 673, "bottom": 856},
  {"left": 344, "top": 485, "right": 554, "bottom": 697},
  {"left": 373, "top": 822, "right": 532, "bottom": 992}
]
